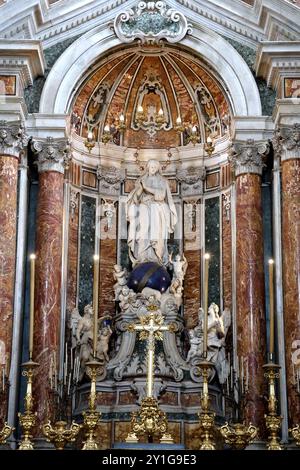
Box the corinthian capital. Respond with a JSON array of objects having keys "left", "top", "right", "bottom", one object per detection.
[
  {"left": 228, "top": 139, "right": 270, "bottom": 177},
  {"left": 0, "top": 120, "right": 28, "bottom": 158},
  {"left": 31, "top": 137, "right": 71, "bottom": 173},
  {"left": 272, "top": 124, "right": 300, "bottom": 162}
]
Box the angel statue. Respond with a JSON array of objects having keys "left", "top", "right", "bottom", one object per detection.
[
  {"left": 96, "top": 317, "right": 113, "bottom": 363},
  {"left": 113, "top": 264, "right": 128, "bottom": 301},
  {"left": 169, "top": 253, "right": 188, "bottom": 282},
  {"left": 186, "top": 303, "right": 231, "bottom": 384}
]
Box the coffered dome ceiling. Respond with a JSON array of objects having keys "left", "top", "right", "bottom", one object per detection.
[{"left": 71, "top": 45, "right": 232, "bottom": 149}]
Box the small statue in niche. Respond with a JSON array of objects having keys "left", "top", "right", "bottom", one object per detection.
[{"left": 113, "top": 264, "right": 128, "bottom": 301}]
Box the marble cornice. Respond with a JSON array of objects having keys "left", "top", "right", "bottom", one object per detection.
[
  {"left": 272, "top": 124, "right": 300, "bottom": 161},
  {"left": 31, "top": 136, "right": 71, "bottom": 174},
  {"left": 0, "top": 120, "right": 28, "bottom": 158},
  {"left": 228, "top": 138, "right": 270, "bottom": 176}
]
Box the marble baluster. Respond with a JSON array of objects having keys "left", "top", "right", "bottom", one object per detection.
[
  {"left": 31, "top": 137, "right": 70, "bottom": 427},
  {"left": 229, "top": 139, "right": 269, "bottom": 432},
  {"left": 0, "top": 121, "right": 27, "bottom": 424},
  {"left": 274, "top": 125, "right": 300, "bottom": 426}
]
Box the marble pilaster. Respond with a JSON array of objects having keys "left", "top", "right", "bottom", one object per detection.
[
  {"left": 273, "top": 124, "right": 300, "bottom": 426},
  {"left": 229, "top": 140, "right": 269, "bottom": 433},
  {"left": 0, "top": 121, "right": 27, "bottom": 424},
  {"left": 31, "top": 137, "right": 70, "bottom": 427}
]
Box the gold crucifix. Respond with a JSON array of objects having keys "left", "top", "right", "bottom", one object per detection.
[
  {"left": 128, "top": 306, "right": 174, "bottom": 398},
  {"left": 126, "top": 305, "right": 175, "bottom": 443}
]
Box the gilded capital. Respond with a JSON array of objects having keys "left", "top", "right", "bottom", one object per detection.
[
  {"left": 0, "top": 120, "right": 28, "bottom": 158},
  {"left": 31, "top": 137, "right": 71, "bottom": 174},
  {"left": 272, "top": 124, "right": 300, "bottom": 162},
  {"left": 228, "top": 139, "right": 270, "bottom": 176}
]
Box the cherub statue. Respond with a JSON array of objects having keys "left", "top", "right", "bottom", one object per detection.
[
  {"left": 113, "top": 264, "right": 127, "bottom": 301},
  {"left": 69, "top": 307, "right": 81, "bottom": 349},
  {"left": 169, "top": 253, "right": 188, "bottom": 282},
  {"left": 119, "top": 286, "right": 140, "bottom": 313},
  {"left": 186, "top": 328, "right": 202, "bottom": 362},
  {"left": 96, "top": 322, "right": 113, "bottom": 362},
  {"left": 169, "top": 277, "right": 183, "bottom": 307}
]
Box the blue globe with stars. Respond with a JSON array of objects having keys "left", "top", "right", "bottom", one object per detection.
[{"left": 127, "top": 262, "right": 171, "bottom": 294}]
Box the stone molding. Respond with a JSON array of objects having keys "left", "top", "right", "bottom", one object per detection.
[
  {"left": 272, "top": 124, "right": 300, "bottom": 161},
  {"left": 1, "top": 0, "right": 300, "bottom": 48},
  {"left": 0, "top": 40, "right": 45, "bottom": 89},
  {"left": 0, "top": 120, "right": 28, "bottom": 158},
  {"left": 228, "top": 138, "right": 270, "bottom": 176},
  {"left": 255, "top": 41, "right": 300, "bottom": 92},
  {"left": 31, "top": 136, "right": 71, "bottom": 174}
]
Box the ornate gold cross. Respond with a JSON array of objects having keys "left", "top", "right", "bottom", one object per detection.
[{"left": 128, "top": 306, "right": 174, "bottom": 398}]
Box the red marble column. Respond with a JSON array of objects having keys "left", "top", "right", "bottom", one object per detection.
[
  {"left": 0, "top": 121, "right": 27, "bottom": 424},
  {"left": 99, "top": 204, "right": 117, "bottom": 317},
  {"left": 230, "top": 140, "right": 269, "bottom": 433},
  {"left": 32, "top": 137, "right": 69, "bottom": 427},
  {"left": 277, "top": 125, "right": 300, "bottom": 426}
]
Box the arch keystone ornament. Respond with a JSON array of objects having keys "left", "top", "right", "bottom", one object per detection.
[{"left": 113, "top": 1, "right": 193, "bottom": 44}]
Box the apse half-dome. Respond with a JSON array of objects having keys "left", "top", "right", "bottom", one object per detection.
[{"left": 71, "top": 45, "right": 232, "bottom": 150}]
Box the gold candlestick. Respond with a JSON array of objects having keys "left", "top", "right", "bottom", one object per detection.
[
  {"left": 198, "top": 360, "right": 216, "bottom": 450},
  {"left": 81, "top": 359, "right": 102, "bottom": 450},
  {"left": 263, "top": 362, "right": 283, "bottom": 450},
  {"left": 18, "top": 360, "right": 39, "bottom": 450},
  {"left": 93, "top": 255, "right": 99, "bottom": 357},
  {"left": 29, "top": 254, "right": 36, "bottom": 360},
  {"left": 43, "top": 420, "right": 81, "bottom": 450},
  {"left": 0, "top": 422, "right": 14, "bottom": 445},
  {"left": 268, "top": 259, "right": 275, "bottom": 361},
  {"left": 203, "top": 253, "right": 210, "bottom": 358}
]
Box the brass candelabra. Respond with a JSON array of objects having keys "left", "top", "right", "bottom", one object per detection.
[
  {"left": 198, "top": 360, "right": 217, "bottom": 450},
  {"left": 0, "top": 422, "right": 14, "bottom": 445},
  {"left": 81, "top": 359, "right": 102, "bottom": 450},
  {"left": 125, "top": 397, "right": 173, "bottom": 444},
  {"left": 18, "top": 360, "right": 39, "bottom": 450},
  {"left": 289, "top": 424, "right": 300, "bottom": 447},
  {"left": 220, "top": 422, "right": 257, "bottom": 450},
  {"left": 263, "top": 362, "right": 283, "bottom": 450},
  {"left": 43, "top": 420, "right": 81, "bottom": 450}
]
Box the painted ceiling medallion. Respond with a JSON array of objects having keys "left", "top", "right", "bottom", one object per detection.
[{"left": 114, "top": 1, "right": 193, "bottom": 44}]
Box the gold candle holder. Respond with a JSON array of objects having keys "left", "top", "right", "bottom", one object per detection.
[
  {"left": 18, "top": 360, "right": 39, "bottom": 450},
  {"left": 0, "top": 422, "right": 14, "bottom": 445},
  {"left": 263, "top": 362, "right": 283, "bottom": 450},
  {"left": 220, "top": 422, "right": 257, "bottom": 450},
  {"left": 81, "top": 360, "right": 102, "bottom": 450},
  {"left": 289, "top": 424, "right": 300, "bottom": 447},
  {"left": 198, "top": 360, "right": 216, "bottom": 450},
  {"left": 43, "top": 420, "right": 81, "bottom": 450},
  {"left": 125, "top": 397, "right": 173, "bottom": 444}
]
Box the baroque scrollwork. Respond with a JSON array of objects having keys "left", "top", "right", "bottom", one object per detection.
[
  {"left": 177, "top": 167, "right": 206, "bottom": 196},
  {"left": 97, "top": 164, "right": 125, "bottom": 196},
  {"left": 114, "top": 1, "right": 192, "bottom": 44},
  {"left": 31, "top": 137, "right": 71, "bottom": 174},
  {"left": 228, "top": 139, "right": 270, "bottom": 176},
  {"left": 0, "top": 120, "right": 28, "bottom": 158}
]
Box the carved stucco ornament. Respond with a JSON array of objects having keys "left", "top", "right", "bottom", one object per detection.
[
  {"left": 228, "top": 138, "right": 270, "bottom": 176},
  {"left": 114, "top": 1, "right": 192, "bottom": 44}
]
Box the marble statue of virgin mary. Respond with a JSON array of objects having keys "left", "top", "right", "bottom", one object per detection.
[{"left": 127, "top": 159, "right": 177, "bottom": 266}]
